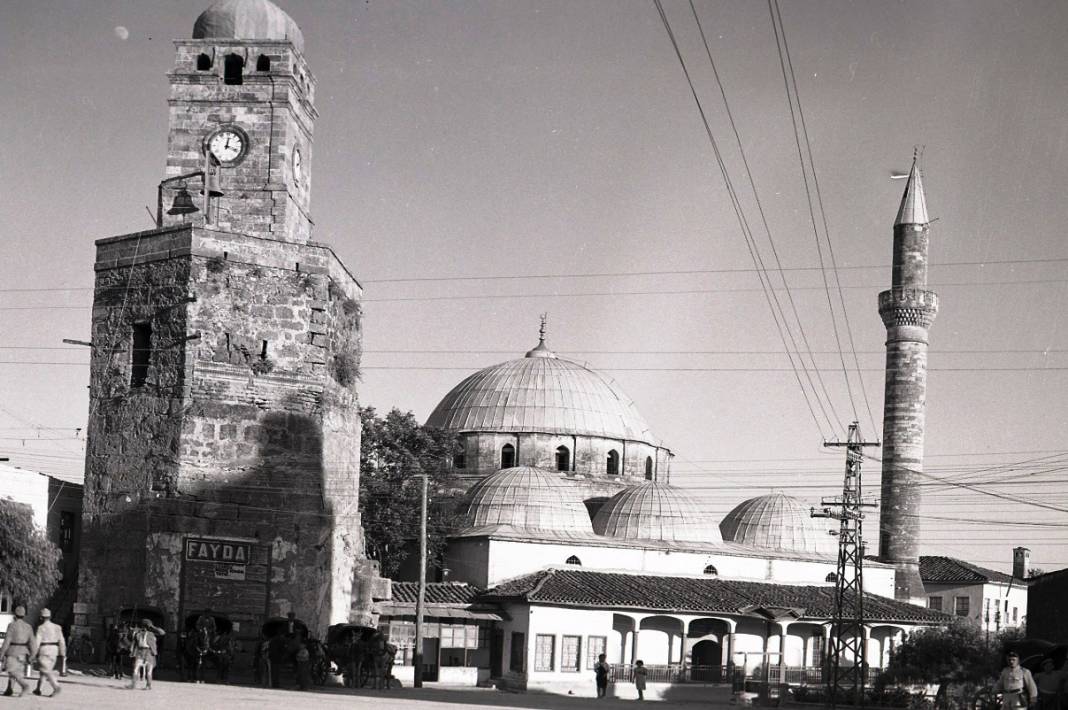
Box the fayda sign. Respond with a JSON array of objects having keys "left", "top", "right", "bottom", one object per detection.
[{"left": 184, "top": 537, "right": 252, "bottom": 581}]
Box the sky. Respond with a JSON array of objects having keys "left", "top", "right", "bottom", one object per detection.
[{"left": 1, "top": 0, "right": 1067, "bottom": 576}]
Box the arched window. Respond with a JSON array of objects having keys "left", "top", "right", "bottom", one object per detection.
[
  {"left": 703, "top": 564, "right": 718, "bottom": 576},
  {"left": 566, "top": 555, "right": 582, "bottom": 566},
  {"left": 606, "top": 450, "right": 619, "bottom": 476},
  {"left": 256, "top": 54, "right": 271, "bottom": 72},
  {"left": 223, "top": 54, "right": 244, "bottom": 85},
  {"left": 825, "top": 572, "right": 837, "bottom": 583},
  {"left": 452, "top": 438, "right": 466, "bottom": 470},
  {"left": 196, "top": 53, "right": 212, "bottom": 71},
  {"left": 645, "top": 456, "right": 654, "bottom": 480},
  {"left": 555, "top": 445, "right": 570, "bottom": 472},
  {"left": 500, "top": 444, "right": 515, "bottom": 469}
]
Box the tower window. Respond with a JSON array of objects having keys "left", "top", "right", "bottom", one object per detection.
[
  {"left": 256, "top": 54, "right": 271, "bottom": 72},
  {"left": 555, "top": 445, "right": 570, "bottom": 472},
  {"left": 500, "top": 444, "right": 515, "bottom": 469},
  {"left": 131, "top": 322, "right": 152, "bottom": 388},
  {"left": 565, "top": 555, "right": 581, "bottom": 566},
  {"left": 223, "top": 54, "right": 244, "bottom": 85},
  {"left": 59, "top": 511, "right": 75, "bottom": 552},
  {"left": 606, "top": 450, "right": 619, "bottom": 476},
  {"left": 196, "top": 53, "right": 212, "bottom": 71},
  {"left": 703, "top": 564, "right": 718, "bottom": 576},
  {"left": 645, "top": 456, "right": 653, "bottom": 480}
]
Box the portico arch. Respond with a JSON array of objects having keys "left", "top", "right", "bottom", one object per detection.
[{"left": 637, "top": 615, "right": 684, "bottom": 665}]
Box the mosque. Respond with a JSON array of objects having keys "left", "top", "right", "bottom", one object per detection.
[{"left": 380, "top": 158, "right": 947, "bottom": 697}]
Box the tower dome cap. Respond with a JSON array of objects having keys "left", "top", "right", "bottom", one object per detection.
[
  {"left": 593, "top": 481, "right": 721, "bottom": 543},
  {"left": 460, "top": 466, "right": 594, "bottom": 533},
  {"left": 193, "top": 0, "right": 304, "bottom": 53},
  {"left": 719, "top": 492, "right": 837, "bottom": 555}
]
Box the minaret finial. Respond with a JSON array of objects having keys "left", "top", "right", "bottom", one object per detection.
[
  {"left": 894, "top": 151, "right": 929, "bottom": 227},
  {"left": 538, "top": 312, "right": 548, "bottom": 345}
]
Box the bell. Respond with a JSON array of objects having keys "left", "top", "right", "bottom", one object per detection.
[
  {"left": 166, "top": 187, "right": 200, "bottom": 215},
  {"left": 200, "top": 167, "right": 224, "bottom": 198}
]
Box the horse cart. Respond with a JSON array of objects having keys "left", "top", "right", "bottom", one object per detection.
[
  {"left": 105, "top": 608, "right": 168, "bottom": 679},
  {"left": 324, "top": 623, "right": 398, "bottom": 690},
  {"left": 179, "top": 613, "right": 235, "bottom": 683},
  {"left": 254, "top": 617, "right": 330, "bottom": 688}
]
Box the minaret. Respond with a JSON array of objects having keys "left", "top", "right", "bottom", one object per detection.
[{"left": 878, "top": 157, "right": 939, "bottom": 603}]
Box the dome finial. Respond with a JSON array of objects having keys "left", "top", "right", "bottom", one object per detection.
[{"left": 525, "top": 312, "right": 557, "bottom": 358}]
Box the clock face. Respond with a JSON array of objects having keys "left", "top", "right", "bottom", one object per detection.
[
  {"left": 206, "top": 129, "right": 246, "bottom": 165},
  {"left": 293, "top": 146, "right": 304, "bottom": 184}
]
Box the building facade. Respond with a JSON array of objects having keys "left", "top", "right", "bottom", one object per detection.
[
  {"left": 920, "top": 555, "right": 1029, "bottom": 633},
  {"left": 75, "top": 0, "right": 387, "bottom": 661}
]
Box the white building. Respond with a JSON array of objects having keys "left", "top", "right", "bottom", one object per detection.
[{"left": 920, "top": 554, "right": 1029, "bottom": 633}]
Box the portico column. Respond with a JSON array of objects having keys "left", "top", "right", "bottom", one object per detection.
[
  {"left": 821, "top": 624, "right": 833, "bottom": 675},
  {"left": 778, "top": 622, "right": 792, "bottom": 683},
  {"left": 631, "top": 627, "right": 640, "bottom": 666},
  {"left": 860, "top": 625, "right": 872, "bottom": 677},
  {"left": 722, "top": 619, "right": 738, "bottom": 672}
]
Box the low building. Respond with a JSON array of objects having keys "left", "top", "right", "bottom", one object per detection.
[
  {"left": 920, "top": 554, "right": 1029, "bottom": 633},
  {"left": 0, "top": 463, "right": 83, "bottom": 629}
]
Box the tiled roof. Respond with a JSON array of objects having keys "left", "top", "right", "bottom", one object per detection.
[
  {"left": 484, "top": 569, "right": 949, "bottom": 624},
  {"left": 920, "top": 556, "right": 1021, "bottom": 585},
  {"left": 390, "top": 582, "right": 483, "bottom": 605}
]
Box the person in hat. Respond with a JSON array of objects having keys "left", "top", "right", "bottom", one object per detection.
[
  {"left": 32, "top": 608, "right": 65, "bottom": 697},
  {"left": 1035, "top": 657, "right": 1065, "bottom": 710},
  {"left": 996, "top": 651, "right": 1038, "bottom": 710},
  {"left": 128, "top": 618, "right": 165, "bottom": 690},
  {"left": 0, "top": 605, "right": 38, "bottom": 697}
]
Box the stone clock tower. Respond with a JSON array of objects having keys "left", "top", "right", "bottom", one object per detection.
[{"left": 75, "top": 0, "right": 388, "bottom": 655}]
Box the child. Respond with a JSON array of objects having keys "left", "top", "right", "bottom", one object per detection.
[
  {"left": 594, "top": 653, "right": 610, "bottom": 698},
  {"left": 634, "top": 659, "right": 647, "bottom": 701},
  {"left": 295, "top": 642, "right": 311, "bottom": 691}
]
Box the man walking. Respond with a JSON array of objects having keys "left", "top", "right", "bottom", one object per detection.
[
  {"left": 128, "top": 618, "right": 166, "bottom": 690},
  {"left": 32, "top": 608, "right": 65, "bottom": 697},
  {"left": 1, "top": 605, "right": 37, "bottom": 697},
  {"left": 996, "top": 651, "right": 1038, "bottom": 710}
]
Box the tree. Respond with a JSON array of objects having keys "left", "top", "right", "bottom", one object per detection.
[
  {"left": 881, "top": 620, "right": 1001, "bottom": 686},
  {"left": 1028, "top": 567, "right": 1045, "bottom": 578},
  {"left": 358, "top": 406, "right": 458, "bottom": 578},
  {"left": 0, "top": 499, "right": 62, "bottom": 607}
]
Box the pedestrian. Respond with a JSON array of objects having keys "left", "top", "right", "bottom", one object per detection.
[
  {"left": 995, "top": 651, "right": 1038, "bottom": 710},
  {"left": 634, "top": 659, "right": 648, "bottom": 701},
  {"left": 32, "top": 608, "right": 65, "bottom": 698},
  {"left": 128, "top": 618, "right": 166, "bottom": 690},
  {"left": 594, "top": 653, "right": 610, "bottom": 698},
  {"left": 1, "top": 605, "right": 37, "bottom": 698},
  {"left": 1035, "top": 658, "right": 1064, "bottom": 710},
  {"left": 295, "top": 642, "right": 311, "bottom": 690}
]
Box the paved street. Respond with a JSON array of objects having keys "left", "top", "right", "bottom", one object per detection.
[{"left": 2, "top": 672, "right": 715, "bottom": 709}]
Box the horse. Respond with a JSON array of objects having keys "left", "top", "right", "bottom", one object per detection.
[
  {"left": 182, "top": 626, "right": 214, "bottom": 683},
  {"left": 364, "top": 633, "right": 397, "bottom": 690},
  {"left": 210, "top": 631, "right": 235, "bottom": 683},
  {"left": 105, "top": 623, "right": 133, "bottom": 679}
]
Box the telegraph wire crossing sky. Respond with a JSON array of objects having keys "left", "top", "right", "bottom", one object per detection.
[{"left": 1, "top": 0, "right": 1068, "bottom": 571}]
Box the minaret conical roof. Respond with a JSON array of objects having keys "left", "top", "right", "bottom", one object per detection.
[{"left": 894, "top": 158, "right": 929, "bottom": 227}]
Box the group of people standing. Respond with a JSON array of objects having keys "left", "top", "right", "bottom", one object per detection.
[
  {"left": 593, "top": 653, "right": 648, "bottom": 701},
  {"left": 994, "top": 651, "right": 1067, "bottom": 710},
  {"left": 0, "top": 606, "right": 65, "bottom": 698}
]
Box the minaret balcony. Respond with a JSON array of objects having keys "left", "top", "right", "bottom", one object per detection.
[{"left": 878, "top": 288, "right": 939, "bottom": 329}]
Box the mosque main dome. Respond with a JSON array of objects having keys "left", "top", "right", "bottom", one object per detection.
[
  {"left": 459, "top": 467, "right": 594, "bottom": 534},
  {"left": 427, "top": 336, "right": 658, "bottom": 443},
  {"left": 193, "top": 0, "right": 304, "bottom": 53},
  {"left": 719, "top": 493, "right": 837, "bottom": 556},
  {"left": 593, "top": 482, "right": 722, "bottom": 544}
]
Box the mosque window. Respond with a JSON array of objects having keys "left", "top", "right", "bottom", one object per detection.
[
  {"left": 606, "top": 450, "right": 619, "bottom": 476},
  {"left": 566, "top": 555, "right": 582, "bottom": 566},
  {"left": 534, "top": 634, "right": 555, "bottom": 671},
  {"left": 256, "top": 54, "right": 271, "bottom": 72},
  {"left": 223, "top": 54, "right": 244, "bottom": 85},
  {"left": 501, "top": 444, "right": 515, "bottom": 469},
  {"left": 703, "top": 564, "right": 718, "bottom": 576},
  {"left": 645, "top": 457, "right": 653, "bottom": 480},
  {"left": 131, "top": 322, "right": 152, "bottom": 387},
  {"left": 453, "top": 439, "right": 466, "bottom": 469},
  {"left": 196, "top": 53, "right": 212, "bottom": 71},
  {"left": 825, "top": 573, "right": 837, "bottom": 583},
  {"left": 556, "top": 446, "right": 570, "bottom": 472}
]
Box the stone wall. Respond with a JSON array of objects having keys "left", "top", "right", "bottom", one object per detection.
[{"left": 77, "top": 225, "right": 384, "bottom": 650}]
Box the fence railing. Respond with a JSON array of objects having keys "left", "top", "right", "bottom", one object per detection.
[{"left": 609, "top": 664, "right": 883, "bottom": 687}]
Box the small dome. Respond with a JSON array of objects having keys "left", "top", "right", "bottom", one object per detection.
[
  {"left": 193, "top": 0, "right": 304, "bottom": 53},
  {"left": 593, "top": 482, "right": 721, "bottom": 544},
  {"left": 460, "top": 467, "right": 594, "bottom": 534},
  {"left": 427, "top": 337, "right": 659, "bottom": 444},
  {"left": 719, "top": 493, "right": 837, "bottom": 556}
]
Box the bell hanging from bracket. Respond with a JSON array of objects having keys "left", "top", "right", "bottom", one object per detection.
[
  {"left": 166, "top": 184, "right": 200, "bottom": 216},
  {"left": 200, "top": 166, "right": 224, "bottom": 198}
]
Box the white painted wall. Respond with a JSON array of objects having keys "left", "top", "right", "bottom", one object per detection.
[
  {"left": 924, "top": 580, "right": 1028, "bottom": 631},
  {"left": 454, "top": 537, "right": 895, "bottom": 598}
]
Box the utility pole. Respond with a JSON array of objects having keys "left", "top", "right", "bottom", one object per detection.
[
  {"left": 412, "top": 472, "right": 428, "bottom": 688},
  {"left": 813, "top": 422, "right": 878, "bottom": 709}
]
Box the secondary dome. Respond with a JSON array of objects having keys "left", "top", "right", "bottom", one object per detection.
[
  {"left": 593, "top": 482, "right": 721, "bottom": 544},
  {"left": 719, "top": 493, "right": 837, "bottom": 556},
  {"left": 193, "top": 0, "right": 304, "bottom": 53},
  {"left": 460, "top": 467, "right": 594, "bottom": 534},
  {"left": 426, "top": 336, "right": 658, "bottom": 443}
]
